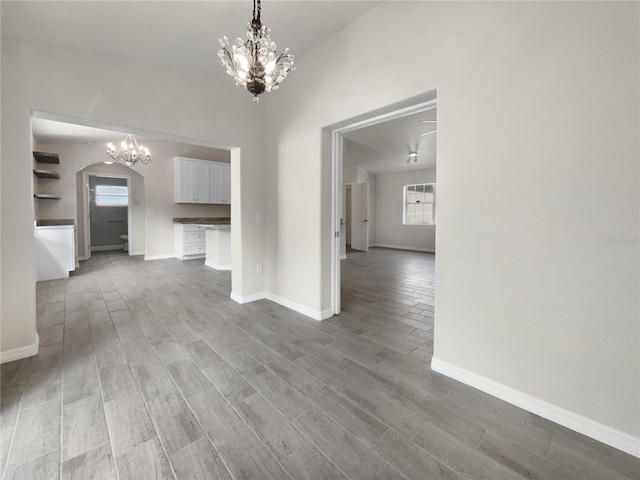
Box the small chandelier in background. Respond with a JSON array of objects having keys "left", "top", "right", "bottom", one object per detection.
[
  {"left": 218, "top": 0, "right": 295, "bottom": 102},
  {"left": 406, "top": 152, "right": 418, "bottom": 164},
  {"left": 106, "top": 134, "right": 151, "bottom": 167}
]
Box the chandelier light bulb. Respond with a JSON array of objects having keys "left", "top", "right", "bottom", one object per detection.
[
  {"left": 105, "top": 133, "right": 151, "bottom": 167},
  {"left": 218, "top": 0, "right": 295, "bottom": 101}
]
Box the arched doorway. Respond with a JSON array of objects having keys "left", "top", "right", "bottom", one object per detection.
[{"left": 77, "top": 163, "right": 145, "bottom": 259}]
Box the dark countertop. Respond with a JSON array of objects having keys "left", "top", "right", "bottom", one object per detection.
[
  {"left": 36, "top": 219, "right": 75, "bottom": 226},
  {"left": 173, "top": 217, "right": 231, "bottom": 225}
]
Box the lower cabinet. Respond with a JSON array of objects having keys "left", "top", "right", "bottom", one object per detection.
[
  {"left": 35, "top": 225, "right": 76, "bottom": 281},
  {"left": 175, "top": 224, "right": 206, "bottom": 259}
]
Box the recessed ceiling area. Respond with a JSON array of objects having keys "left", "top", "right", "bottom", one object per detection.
[{"left": 342, "top": 108, "right": 437, "bottom": 175}]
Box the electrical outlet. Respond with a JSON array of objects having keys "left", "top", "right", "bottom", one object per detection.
[
  {"left": 256, "top": 264, "right": 263, "bottom": 274},
  {"left": 257, "top": 211, "right": 263, "bottom": 222}
]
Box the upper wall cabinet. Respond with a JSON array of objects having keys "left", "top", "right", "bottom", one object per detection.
[
  {"left": 210, "top": 162, "right": 230, "bottom": 204},
  {"left": 174, "top": 157, "right": 230, "bottom": 204}
]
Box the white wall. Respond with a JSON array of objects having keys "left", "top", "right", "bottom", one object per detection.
[
  {"left": 264, "top": 1, "right": 639, "bottom": 452},
  {"left": 1, "top": 39, "right": 266, "bottom": 357},
  {"left": 375, "top": 168, "right": 436, "bottom": 252},
  {"left": 36, "top": 142, "right": 230, "bottom": 258}
]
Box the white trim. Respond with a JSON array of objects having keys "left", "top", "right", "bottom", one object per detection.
[
  {"left": 144, "top": 253, "right": 177, "bottom": 261},
  {"left": 371, "top": 243, "right": 435, "bottom": 253},
  {"left": 265, "top": 293, "right": 333, "bottom": 321},
  {"left": 90, "top": 244, "right": 125, "bottom": 252},
  {"left": 0, "top": 333, "right": 39, "bottom": 364},
  {"left": 181, "top": 254, "right": 205, "bottom": 260},
  {"left": 230, "top": 291, "right": 266, "bottom": 304},
  {"left": 78, "top": 255, "right": 89, "bottom": 261},
  {"left": 82, "top": 171, "right": 90, "bottom": 259},
  {"left": 129, "top": 250, "right": 144, "bottom": 256},
  {"left": 431, "top": 357, "right": 640, "bottom": 458},
  {"left": 340, "top": 254, "right": 347, "bottom": 260},
  {"left": 230, "top": 291, "right": 333, "bottom": 321},
  {"left": 205, "top": 261, "right": 231, "bottom": 271},
  {"left": 331, "top": 131, "right": 343, "bottom": 315}
]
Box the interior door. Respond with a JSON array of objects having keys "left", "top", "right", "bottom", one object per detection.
[{"left": 350, "top": 182, "right": 369, "bottom": 252}]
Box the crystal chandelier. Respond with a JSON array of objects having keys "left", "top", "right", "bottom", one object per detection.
[
  {"left": 105, "top": 134, "right": 151, "bottom": 167},
  {"left": 218, "top": 0, "right": 295, "bottom": 102}
]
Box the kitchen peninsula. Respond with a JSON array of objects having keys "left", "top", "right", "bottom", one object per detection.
[
  {"left": 173, "top": 217, "right": 231, "bottom": 270},
  {"left": 35, "top": 219, "right": 76, "bottom": 281}
]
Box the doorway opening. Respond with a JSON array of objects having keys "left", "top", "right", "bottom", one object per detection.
[
  {"left": 31, "top": 111, "right": 242, "bottom": 296},
  {"left": 331, "top": 96, "right": 437, "bottom": 315},
  {"left": 83, "top": 172, "right": 135, "bottom": 257}
]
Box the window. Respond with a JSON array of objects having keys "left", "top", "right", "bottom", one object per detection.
[
  {"left": 404, "top": 183, "right": 435, "bottom": 225},
  {"left": 95, "top": 185, "right": 128, "bottom": 206}
]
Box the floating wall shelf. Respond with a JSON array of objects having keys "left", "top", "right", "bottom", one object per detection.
[
  {"left": 33, "top": 169, "right": 61, "bottom": 179},
  {"left": 33, "top": 151, "right": 60, "bottom": 164},
  {"left": 34, "top": 194, "right": 61, "bottom": 200}
]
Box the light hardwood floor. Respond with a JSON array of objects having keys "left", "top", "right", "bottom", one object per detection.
[{"left": 0, "top": 248, "right": 637, "bottom": 479}]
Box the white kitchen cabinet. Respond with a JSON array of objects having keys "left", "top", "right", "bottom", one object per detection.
[
  {"left": 174, "top": 157, "right": 230, "bottom": 204},
  {"left": 175, "top": 157, "right": 210, "bottom": 203},
  {"left": 175, "top": 223, "right": 206, "bottom": 259},
  {"left": 210, "top": 163, "right": 231, "bottom": 204},
  {"left": 35, "top": 225, "right": 75, "bottom": 281}
]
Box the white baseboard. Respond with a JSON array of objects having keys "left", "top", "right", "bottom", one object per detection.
[
  {"left": 129, "top": 250, "right": 144, "bottom": 256},
  {"left": 430, "top": 357, "right": 640, "bottom": 458},
  {"left": 91, "top": 244, "right": 125, "bottom": 252},
  {"left": 205, "top": 261, "right": 231, "bottom": 271},
  {"left": 230, "top": 291, "right": 266, "bottom": 304},
  {"left": 340, "top": 254, "right": 347, "bottom": 260},
  {"left": 0, "top": 333, "right": 40, "bottom": 364},
  {"left": 230, "top": 291, "right": 333, "bottom": 321},
  {"left": 144, "top": 253, "right": 178, "bottom": 261},
  {"left": 372, "top": 243, "right": 435, "bottom": 253},
  {"left": 265, "top": 293, "right": 333, "bottom": 321}
]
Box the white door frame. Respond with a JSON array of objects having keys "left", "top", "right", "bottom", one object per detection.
[
  {"left": 82, "top": 171, "right": 132, "bottom": 259},
  {"left": 331, "top": 98, "right": 437, "bottom": 315}
]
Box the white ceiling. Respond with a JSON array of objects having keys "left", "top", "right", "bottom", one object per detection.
[
  {"left": 31, "top": 118, "right": 156, "bottom": 145},
  {"left": 343, "top": 109, "right": 437, "bottom": 174},
  {"left": 8, "top": 0, "right": 436, "bottom": 173},
  {"left": 1, "top": 1, "right": 382, "bottom": 73}
]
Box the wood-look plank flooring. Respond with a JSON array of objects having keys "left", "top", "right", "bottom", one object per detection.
[{"left": 1, "top": 248, "right": 638, "bottom": 479}]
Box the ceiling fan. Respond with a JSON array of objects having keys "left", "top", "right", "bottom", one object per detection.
[
  {"left": 420, "top": 120, "right": 437, "bottom": 137},
  {"left": 406, "top": 118, "right": 438, "bottom": 163}
]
